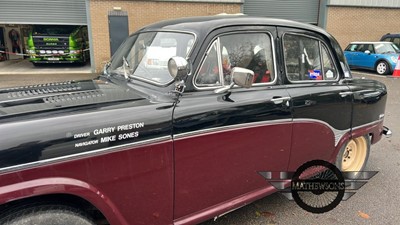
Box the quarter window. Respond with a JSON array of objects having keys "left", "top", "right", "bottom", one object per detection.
[
  {"left": 196, "top": 41, "right": 221, "bottom": 86},
  {"left": 195, "top": 32, "right": 275, "bottom": 87},
  {"left": 283, "top": 34, "right": 338, "bottom": 82},
  {"left": 393, "top": 38, "right": 400, "bottom": 47}
]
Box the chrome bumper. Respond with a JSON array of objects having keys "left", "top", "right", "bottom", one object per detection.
[{"left": 383, "top": 126, "right": 392, "bottom": 138}]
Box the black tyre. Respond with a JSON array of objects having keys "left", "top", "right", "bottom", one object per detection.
[
  {"left": 336, "top": 135, "right": 370, "bottom": 178},
  {"left": 0, "top": 204, "right": 95, "bottom": 225},
  {"left": 375, "top": 61, "right": 390, "bottom": 75}
]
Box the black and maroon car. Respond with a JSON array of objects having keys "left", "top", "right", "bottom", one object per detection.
[{"left": 0, "top": 15, "right": 391, "bottom": 225}]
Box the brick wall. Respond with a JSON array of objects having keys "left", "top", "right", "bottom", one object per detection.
[
  {"left": 90, "top": 0, "right": 241, "bottom": 72},
  {"left": 326, "top": 6, "right": 400, "bottom": 49}
]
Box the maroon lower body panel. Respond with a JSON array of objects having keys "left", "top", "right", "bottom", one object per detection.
[
  {"left": 173, "top": 123, "right": 292, "bottom": 222},
  {"left": 288, "top": 121, "right": 337, "bottom": 171},
  {"left": 352, "top": 120, "right": 385, "bottom": 145},
  {"left": 0, "top": 141, "right": 174, "bottom": 225}
]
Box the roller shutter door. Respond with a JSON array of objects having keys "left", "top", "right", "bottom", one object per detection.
[
  {"left": 244, "top": 0, "right": 320, "bottom": 24},
  {"left": 0, "top": 0, "right": 87, "bottom": 25}
]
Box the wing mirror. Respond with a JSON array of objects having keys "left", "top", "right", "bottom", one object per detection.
[
  {"left": 215, "top": 67, "right": 254, "bottom": 94},
  {"left": 168, "top": 56, "right": 190, "bottom": 81},
  {"left": 364, "top": 50, "right": 371, "bottom": 55}
]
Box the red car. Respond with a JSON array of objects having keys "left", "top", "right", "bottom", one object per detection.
[{"left": 0, "top": 15, "right": 390, "bottom": 224}]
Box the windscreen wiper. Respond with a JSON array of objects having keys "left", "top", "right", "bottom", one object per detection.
[{"left": 122, "top": 56, "right": 130, "bottom": 80}]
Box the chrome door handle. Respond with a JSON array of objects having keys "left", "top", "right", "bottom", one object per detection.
[
  {"left": 339, "top": 91, "right": 353, "bottom": 97},
  {"left": 271, "top": 96, "right": 291, "bottom": 104}
]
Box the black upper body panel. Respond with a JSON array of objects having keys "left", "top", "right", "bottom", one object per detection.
[{"left": 0, "top": 15, "right": 387, "bottom": 171}]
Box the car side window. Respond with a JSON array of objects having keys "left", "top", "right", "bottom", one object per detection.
[
  {"left": 195, "top": 32, "right": 275, "bottom": 88},
  {"left": 366, "top": 44, "right": 375, "bottom": 53},
  {"left": 321, "top": 45, "right": 337, "bottom": 80},
  {"left": 196, "top": 41, "right": 221, "bottom": 86},
  {"left": 345, "top": 44, "right": 358, "bottom": 51},
  {"left": 383, "top": 37, "right": 391, "bottom": 42},
  {"left": 219, "top": 33, "right": 275, "bottom": 84},
  {"left": 283, "top": 33, "right": 338, "bottom": 82},
  {"left": 356, "top": 44, "right": 366, "bottom": 52},
  {"left": 393, "top": 38, "right": 400, "bottom": 47}
]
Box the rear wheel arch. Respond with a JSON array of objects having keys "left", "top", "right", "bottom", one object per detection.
[{"left": 335, "top": 135, "right": 371, "bottom": 174}]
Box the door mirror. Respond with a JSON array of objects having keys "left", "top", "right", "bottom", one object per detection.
[
  {"left": 214, "top": 67, "right": 254, "bottom": 94},
  {"left": 231, "top": 67, "right": 254, "bottom": 88},
  {"left": 364, "top": 50, "right": 371, "bottom": 55}
]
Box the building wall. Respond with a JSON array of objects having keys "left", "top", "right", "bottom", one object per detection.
[
  {"left": 328, "top": 0, "right": 400, "bottom": 8},
  {"left": 326, "top": 6, "right": 400, "bottom": 49},
  {"left": 90, "top": 0, "right": 241, "bottom": 72}
]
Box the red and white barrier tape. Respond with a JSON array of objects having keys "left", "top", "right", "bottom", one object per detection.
[{"left": 0, "top": 48, "right": 90, "bottom": 57}]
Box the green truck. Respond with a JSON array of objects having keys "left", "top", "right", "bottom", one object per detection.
[{"left": 27, "top": 25, "right": 89, "bottom": 65}]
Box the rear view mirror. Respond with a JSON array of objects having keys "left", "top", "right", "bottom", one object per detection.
[{"left": 364, "top": 50, "right": 371, "bottom": 54}]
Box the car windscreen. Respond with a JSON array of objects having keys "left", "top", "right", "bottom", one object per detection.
[
  {"left": 374, "top": 43, "right": 400, "bottom": 54},
  {"left": 108, "top": 31, "right": 195, "bottom": 85},
  {"left": 33, "top": 25, "right": 78, "bottom": 35}
]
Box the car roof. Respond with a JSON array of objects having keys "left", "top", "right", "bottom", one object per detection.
[
  {"left": 349, "top": 41, "right": 393, "bottom": 44},
  {"left": 382, "top": 33, "right": 400, "bottom": 37},
  {"left": 135, "top": 14, "right": 332, "bottom": 39}
]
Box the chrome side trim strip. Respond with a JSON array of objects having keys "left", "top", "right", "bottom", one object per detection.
[
  {"left": 293, "top": 118, "right": 349, "bottom": 146},
  {"left": 173, "top": 119, "right": 292, "bottom": 140},
  {"left": 352, "top": 118, "right": 384, "bottom": 131},
  {"left": 0, "top": 119, "right": 384, "bottom": 174},
  {"left": 0, "top": 136, "right": 171, "bottom": 175}
]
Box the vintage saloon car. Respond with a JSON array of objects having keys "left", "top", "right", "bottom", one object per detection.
[{"left": 0, "top": 16, "right": 391, "bottom": 225}]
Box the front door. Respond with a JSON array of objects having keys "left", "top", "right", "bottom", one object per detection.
[
  {"left": 173, "top": 28, "right": 293, "bottom": 219},
  {"left": 280, "top": 29, "right": 353, "bottom": 171}
]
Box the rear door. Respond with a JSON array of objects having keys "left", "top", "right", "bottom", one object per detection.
[
  {"left": 279, "top": 28, "right": 353, "bottom": 171},
  {"left": 173, "top": 27, "right": 293, "bottom": 219}
]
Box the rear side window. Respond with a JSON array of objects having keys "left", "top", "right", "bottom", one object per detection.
[
  {"left": 283, "top": 33, "right": 338, "bottom": 82},
  {"left": 393, "top": 38, "right": 400, "bottom": 47}
]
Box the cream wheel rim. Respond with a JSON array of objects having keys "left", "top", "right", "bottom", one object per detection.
[{"left": 341, "top": 137, "right": 367, "bottom": 171}]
